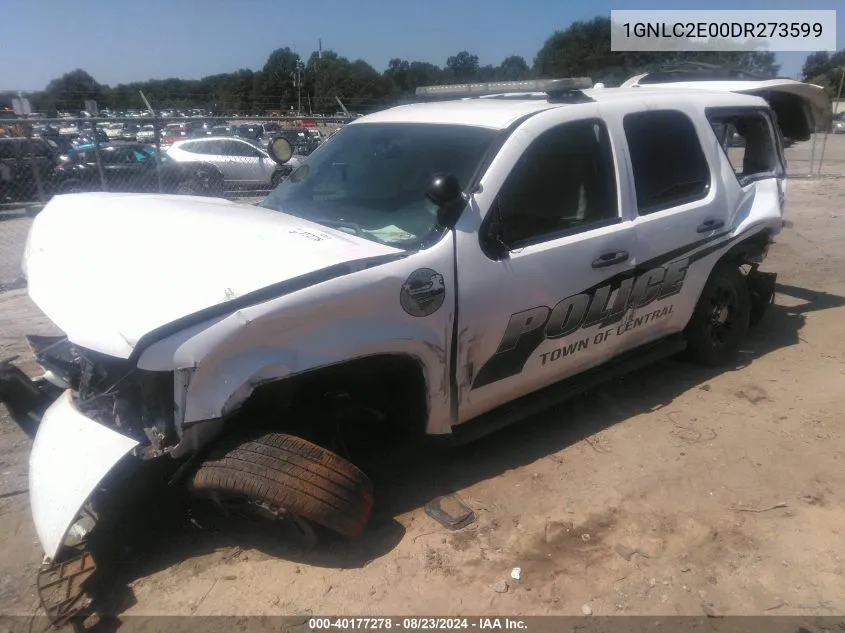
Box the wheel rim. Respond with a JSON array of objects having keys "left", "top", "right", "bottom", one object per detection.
[
  {"left": 203, "top": 491, "right": 318, "bottom": 549},
  {"left": 704, "top": 280, "right": 740, "bottom": 347}
]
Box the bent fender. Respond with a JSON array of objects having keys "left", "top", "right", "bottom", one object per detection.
[{"left": 30, "top": 391, "right": 138, "bottom": 560}]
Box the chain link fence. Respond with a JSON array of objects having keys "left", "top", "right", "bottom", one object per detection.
[
  {"left": 0, "top": 115, "right": 347, "bottom": 291},
  {"left": 2, "top": 117, "right": 845, "bottom": 294}
]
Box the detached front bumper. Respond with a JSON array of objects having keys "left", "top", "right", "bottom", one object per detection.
[{"left": 31, "top": 390, "right": 139, "bottom": 560}]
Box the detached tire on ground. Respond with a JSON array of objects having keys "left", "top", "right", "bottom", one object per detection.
[
  {"left": 683, "top": 263, "right": 750, "bottom": 366},
  {"left": 189, "top": 432, "right": 374, "bottom": 539}
]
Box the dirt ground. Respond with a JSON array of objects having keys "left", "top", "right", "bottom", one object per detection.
[{"left": 1, "top": 177, "right": 844, "bottom": 621}]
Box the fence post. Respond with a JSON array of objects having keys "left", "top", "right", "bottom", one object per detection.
[
  {"left": 816, "top": 128, "right": 830, "bottom": 176},
  {"left": 25, "top": 128, "right": 46, "bottom": 204},
  {"left": 90, "top": 120, "right": 108, "bottom": 191},
  {"left": 818, "top": 67, "right": 845, "bottom": 176},
  {"left": 152, "top": 116, "right": 164, "bottom": 193}
]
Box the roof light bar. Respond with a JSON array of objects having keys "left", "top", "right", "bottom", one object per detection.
[{"left": 415, "top": 77, "right": 593, "bottom": 98}]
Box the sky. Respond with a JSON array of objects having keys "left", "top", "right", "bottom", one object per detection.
[{"left": 1, "top": 0, "right": 841, "bottom": 91}]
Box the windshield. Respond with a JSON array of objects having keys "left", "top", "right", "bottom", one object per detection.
[{"left": 260, "top": 122, "right": 496, "bottom": 249}]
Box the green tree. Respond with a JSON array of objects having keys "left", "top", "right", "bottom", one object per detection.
[
  {"left": 384, "top": 58, "right": 411, "bottom": 95},
  {"left": 446, "top": 51, "right": 480, "bottom": 81},
  {"left": 802, "top": 50, "right": 845, "bottom": 99},
  {"left": 262, "top": 47, "right": 302, "bottom": 112},
  {"left": 496, "top": 55, "right": 530, "bottom": 80},
  {"left": 40, "top": 69, "right": 106, "bottom": 113}
]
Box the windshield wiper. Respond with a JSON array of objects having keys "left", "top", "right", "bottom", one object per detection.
[{"left": 314, "top": 219, "right": 365, "bottom": 236}]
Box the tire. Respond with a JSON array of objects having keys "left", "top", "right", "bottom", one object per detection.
[
  {"left": 683, "top": 263, "right": 750, "bottom": 366},
  {"left": 193, "top": 165, "right": 223, "bottom": 196},
  {"left": 189, "top": 432, "right": 374, "bottom": 539},
  {"left": 175, "top": 179, "right": 199, "bottom": 195}
]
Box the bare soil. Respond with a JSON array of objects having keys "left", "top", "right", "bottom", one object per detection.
[{"left": 1, "top": 178, "right": 844, "bottom": 620}]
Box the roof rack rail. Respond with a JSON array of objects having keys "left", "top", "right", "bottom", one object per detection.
[{"left": 415, "top": 77, "right": 594, "bottom": 100}]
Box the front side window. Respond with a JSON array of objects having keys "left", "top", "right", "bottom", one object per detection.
[
  {"left": 624, "top": 110, "right": 710, "bottom": 215},
  {"left": 261, "top": 123, "right": 496, "bottom": 249},
  {"left": 489, "top": 119, "right": 619, "bottom": 248}
]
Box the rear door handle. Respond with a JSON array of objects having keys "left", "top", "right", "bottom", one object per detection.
[
  {"left": 592, "top": 251, "right": 629, "bottom": 268},
  {"left": 696, "top": 219, "right": 725, "bottom": 233}
]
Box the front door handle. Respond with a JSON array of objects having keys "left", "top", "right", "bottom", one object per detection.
[
  {"left": 696, "top": 219, "right": 725, "bottom": 233},
  {"left": 592, "top": 251, "right": 629, "bottom": 268}
]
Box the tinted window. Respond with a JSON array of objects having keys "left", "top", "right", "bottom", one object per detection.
[
  {"left": 623, "top": 110, "right": 710, "bottom": 215},
  {"left": 491, "top": 119, "right": 619, "bottom": 247},
  {"left": 224, "top": 141, "right": 261, "bottom": 157},
  {"left": 181, "top": 140, "right": 223, "bottom": 155},
  {"left": 99, "top": 148, "right": 132, "bottom": 165}
]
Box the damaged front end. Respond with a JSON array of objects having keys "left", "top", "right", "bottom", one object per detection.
[
  {"left": 0, "top": 335, "right": 181, "bottom": 625},
  {"left": 2, "top": 334, "right": 178, "bottom": 455}
]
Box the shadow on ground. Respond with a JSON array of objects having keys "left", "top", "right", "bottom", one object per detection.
[{"left": 75, "top": 283, "right": 843, "bottom": 621}]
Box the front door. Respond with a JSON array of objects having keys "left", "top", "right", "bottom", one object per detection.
[{"left": 454, "top": 109, "right": 637, "bottom": 424}]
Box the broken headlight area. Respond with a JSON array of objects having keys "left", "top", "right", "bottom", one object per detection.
[
  {"left": 27, "top": 334, "right": 178, "bottom": 458},
  {"left": 75, "top": 353, "right": 177, "bottom": 458}
]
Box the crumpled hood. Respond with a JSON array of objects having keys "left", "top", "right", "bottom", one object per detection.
[{"left": 24, "top": 193, "right": 402, "bottom": 359}]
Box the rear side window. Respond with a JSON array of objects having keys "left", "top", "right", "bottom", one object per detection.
[
  {"left": 623, "top": 110, "right": 710, "bottom": 215},
  {"left": 185, "top": 140, "right": 222, "bottom": 155},
  {"left": 707, "top": 109, "right": 781, "bottom": 185},
  {"left": 224, "top": 140, "right": 262, "bottom": 157}
]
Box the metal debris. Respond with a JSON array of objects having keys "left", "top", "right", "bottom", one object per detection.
[{"left": 37, "top": 545, "right": 97, "bottom": 627}]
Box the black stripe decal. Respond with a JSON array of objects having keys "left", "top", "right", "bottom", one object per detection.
[{"left": 470, "top": 225, "right": 767, "bottom": 389}]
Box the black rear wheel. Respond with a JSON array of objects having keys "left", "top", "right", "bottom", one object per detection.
[{"left": 684, "top": 263, "right": 750, "bottom": 366}]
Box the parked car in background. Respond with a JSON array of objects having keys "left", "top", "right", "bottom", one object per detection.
[
  {"left": 185, "top": 121, "right": 214, "bottom": 138},
  {"left": 235, "top": 123, "right": 265, "bottom": 142},
  {"left": 58, "top": 123, "right": 79, "bottom": 136},
  {"left": 121, "top": 124, "right": 141, "bottom": 141},
  {"left": 211, "top": 125, "right": 235, "bottom": 136},
  {"left": 136, "top": 125, "right": 156, "bottom": 143},
  {"left": 166, "top": 136, "right": 295, "bottom": 188},
  {"left": 104, "top": 124, "right": 125, "bottom": 140},
  {"left": 50, "top": 143, "right": 224, "bottom": 196},
  {"left": 161, "top": 125, "right": 188, "bottom": 148},
  {"left": 0, "top": 137, "right": 58, "bottom": 203}
]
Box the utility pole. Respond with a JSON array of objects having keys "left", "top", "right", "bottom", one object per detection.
[
  {"left": 297, "top": 62, "right": 302, "bottom": 114},
  {"left": 816, "top": 66, "right": 845, "bottom": 175}
]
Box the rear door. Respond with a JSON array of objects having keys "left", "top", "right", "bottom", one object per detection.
[
  {"left": 222, "top": 139, "right": 267, "bottom": 185},
  {"left": 611, "top": 106, "right": 732, "bottom": 355}
]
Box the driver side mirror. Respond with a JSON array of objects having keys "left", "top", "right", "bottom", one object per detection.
[
  {"left": 267, "top": 136, "right": 293, "bottom": 165},
  {"left": 426, "top": 173, "right": 464, "bottom": 229}
]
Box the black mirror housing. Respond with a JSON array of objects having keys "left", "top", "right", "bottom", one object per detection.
[
  {"left": 426, "top": 173, "right": 461, "bottom": 207},
  {"left": 427, "top": 173, "right": 464, "bottom": 229}
]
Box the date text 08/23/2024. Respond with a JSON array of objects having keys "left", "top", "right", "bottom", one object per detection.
[{"left": 307, "top": 617, "right": 528, "bottom": 630}]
